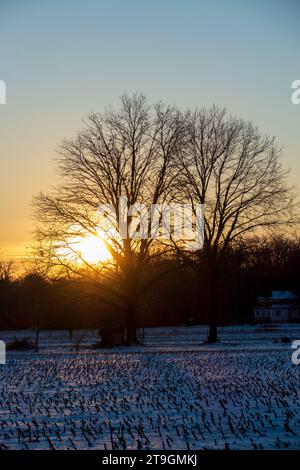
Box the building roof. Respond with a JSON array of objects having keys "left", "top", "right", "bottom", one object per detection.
[{"left": 271, "top": 290, "right": 298, "bottom": 300}]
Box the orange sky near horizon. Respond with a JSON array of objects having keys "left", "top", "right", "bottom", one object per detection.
[{"left": 0, "top": 0, "right": 300, "bottom": 265}]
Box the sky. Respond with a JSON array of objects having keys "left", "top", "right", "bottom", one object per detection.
[{"left": 0, "top": 0, "right": 299, "bottom": 261}]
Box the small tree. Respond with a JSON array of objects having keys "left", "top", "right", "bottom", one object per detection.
[
  {"left": 0, "top": 257, "right": 15, "bottom": 327},
  {"left": 22, "top": 273, "right": 49, "bottom": 351}
]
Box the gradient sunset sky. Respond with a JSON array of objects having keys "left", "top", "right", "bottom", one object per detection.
[{"left": 0, "top": 0, "right": 299, "bottom": 262}]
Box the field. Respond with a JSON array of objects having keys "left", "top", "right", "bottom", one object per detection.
[{"left": 0, "top": 324, "right": 299, "bottom": 450}]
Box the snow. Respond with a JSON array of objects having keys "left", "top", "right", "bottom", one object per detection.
[{"left": 0, "top": 324, "right": 300, "bottom": 450}]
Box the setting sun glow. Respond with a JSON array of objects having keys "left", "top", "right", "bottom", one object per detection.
[{"left": 75, "top": 234, "right": 112, "bottom": 264}]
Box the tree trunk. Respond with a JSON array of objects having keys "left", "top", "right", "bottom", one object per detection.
[
  {"left": 35, "top": 329, "right": 40, "bottom": 352},
  {"left": 206, "top": 265, "right": 219, "bottom": 343},
  {"left": 207, "top": 323, "right": 218, "bottom": 343},
  {"left": 69, "top": 329, "right": 73, "bottom": 351},
  {"left": 125, "top": 299, "right": 138, "bottom": 345}
]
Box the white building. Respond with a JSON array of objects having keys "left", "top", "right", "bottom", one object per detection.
[{"left": 254, "top": 290, "right": 300, "bottom": 323}]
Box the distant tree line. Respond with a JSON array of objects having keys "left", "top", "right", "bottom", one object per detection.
[{"left": 1, "top": 235, "right": 300, "bottom": 332}]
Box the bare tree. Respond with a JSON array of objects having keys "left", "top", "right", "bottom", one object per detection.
[
  {"left": 177, "top": 106, "right": 297, "bottom": 342},
  {"left": 21, "top": 273, "right": 48, "bottom": 352},
  {"left": 33, "top": 94, "right": 185, "bottom": 344},
  {"left": 0, "top": 257, "right": 14, "bottom": 282}
]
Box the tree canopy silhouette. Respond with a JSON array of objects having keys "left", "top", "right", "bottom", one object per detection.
[
  {"left": 33, "top": 96, "right": 297, "bottom": 344},
  {"left": 33, "top": 93, "right": 185, "bottom": 344},
  {"left": 176, "top": 106, "right": 297, "bottom": 342}
]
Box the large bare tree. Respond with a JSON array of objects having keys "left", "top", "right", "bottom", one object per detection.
[
  {"left": 177, "top": 106, "right": 297, "bottom": 342},
  {"left": 33, "top": 94, "right": 185, "bottom": 344}
]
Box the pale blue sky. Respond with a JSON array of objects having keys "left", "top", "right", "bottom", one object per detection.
[{"left": 0, "top": 0, "right": 299, "bottom": 257}]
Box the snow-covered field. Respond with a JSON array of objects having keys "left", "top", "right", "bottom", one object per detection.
[{"left": 0, "top": 324, "right": 300, "bottom": 450}]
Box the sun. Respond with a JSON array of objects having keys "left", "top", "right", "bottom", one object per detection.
[{"left": 76, "top": 233, "right": 112, "bottom": 264}]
